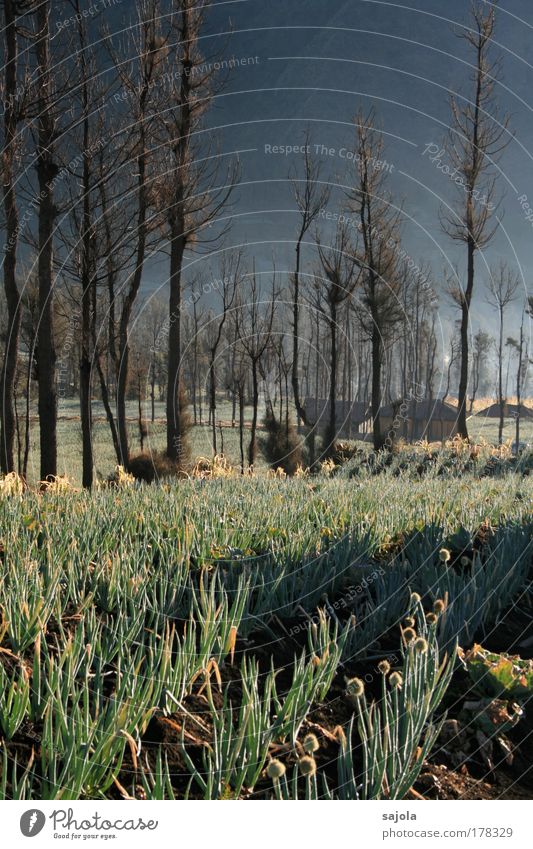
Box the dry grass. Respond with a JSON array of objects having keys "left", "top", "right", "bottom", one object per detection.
[{"left": 446, "top": 396, "right": 533, "bottom": 413}]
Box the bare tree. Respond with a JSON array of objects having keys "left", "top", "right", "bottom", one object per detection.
[
  {"left": 486, "top": 262, "right": 518, "bottom": 443},
  {"left": 347, "top": 109, "right": 404, "bottom": 450},
  {"left": 204, "top": 254, "right": 241, "bottom": 454},
  {"left": 469, "top": 328, "right": 492, "bottom": 413},
  {"left": 236, "top": 269, "right": 277, "bottom": 468},
  {"left": 144, "top": 295, "right": 167, "bottom": 423},
  {"left": 441, "top": 2, "right": 510, "bottom": 440},
  {"left": 290, "top": 133, "right": 330, "bottom": 426},
  {"left": 106, "top": 1, "right": 164, "bottom": 467},
  {"left": 151, "top": 1, "right": 236, "bottom": 464},
  {"left": 57, "top": 0, "right": 105, "bottom": 487},
  {"left": 315, "top": 224, "right": 360, "bottom": 456},
  {"left": 31, "top": 0, "right": 61, "bottom": 481},
  {"left": 0, "top": 0, "right": 29, "bottom": 473},
  {"left": 507, "top": 299, "right": 532, "bottom": 452}
]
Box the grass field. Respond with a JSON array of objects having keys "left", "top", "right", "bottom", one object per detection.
[
  {"left": 19, "top": 397, "right": 533, "bottom": 486},
  {"left": 1, "top": 451, "right": 532, "bottom": 800}
]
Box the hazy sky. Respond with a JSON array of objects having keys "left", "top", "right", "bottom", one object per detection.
[
  {"left": 141, "top": 0, "right": 530, "bottom": 345},
  {"left": 41, "top": 0, "right": 533, "bottom": 351}
]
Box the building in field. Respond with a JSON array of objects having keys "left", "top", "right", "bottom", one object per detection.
[
  {"left": 475, "top": 402, "right": 533, "bottom": 421},
  {"left": 379, "top": 398, "right": 459, "bottom": 443},
  {"left": 301, "top": 398, "right": 372, "bottom": 438}
]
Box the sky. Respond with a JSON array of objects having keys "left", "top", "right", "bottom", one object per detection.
[
  {"left": 8, "top": 0, "right": 533, "bottom": 350},
  {"left": 142, "top": 0, "right": 531, "bottom": 347}
]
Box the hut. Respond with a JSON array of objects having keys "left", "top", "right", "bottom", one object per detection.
[
  {"left": 475, "top": 402, "right": 533, "bottom": 420},
  {"left": 301, "top": 398, "right": 372, "bottom": 438},
  {"left": 379, "top": 398, "right": 459, "bottom": 443}
]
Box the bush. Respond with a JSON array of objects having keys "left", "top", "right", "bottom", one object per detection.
[
  {"left": 128, "top": 451, "right": 183, "bottom": 483},
  {"left": 260, "top": 409, "right": 303, "bottom": 475}
]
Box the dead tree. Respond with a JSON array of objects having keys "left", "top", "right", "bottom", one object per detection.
[
  {"left": 486, "top": 263, "right": 518, "bottom": 443},
  {"left": 315, "top": 224, "right": 360, "bottom": 457},
  {"left": 441, "top": 2, "right": 510, "bottom": 440},
  {"left": 32, "top": 0, "right": 60, "bottom": 481},
  {"left": 105, "top": 0, "right": 164, "bottom": 467},
  {"left": 152, "top": 0, "right": 236, "bottom": 464},
  {"left": 507, "top": 299, "right": 531, "bottom": 453},
  {"left": 469, "top": 328, "right": 492, "bottom": 413},
  {"left": 0, "top": 0, "right": 28, "bottom": 473},
  {"left": 236, "top": 270, "right": 277, "bottom": 468},
  {"left": 442, "top": 330, "right": 460, "bottom": 404},
  {"left": 347, "top": 109, "right": 404, "bottom": 451},
  {"left": 290, "top": 133, "right": 330, "bottom": 426},
  {"left": 204, "top": 254, "right": 241, "bottom": 455}
]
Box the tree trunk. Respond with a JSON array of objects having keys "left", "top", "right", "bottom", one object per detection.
[
  {"left": 96, "top": 356, "right": 121, "bottom": 462},
  {"left": 371, "top": 312, "right": 383, "bottom": 451},
  {"left": 248, "top": 359, "right": 259, "bottom": 468},
  {"left": 457, "top": 239, "right": 474, "bottom": 440},
  {"left": 292, "top": 226, "right": 308, "bottom": 425},
  {"left": 138, "top": 375, "right": 144, "bottom": 452},
  {"left": 238, "top": 382, "right": 245, "bottom": 473},
  {"left": 35, "top": 0, "right": 58, "bottom": 481},
  {"left": 117, "top": 144, "right": 147, "bottom": 467},
  {"left": 209, "top": 353, "right": 217, "bottom": 455},
  {"left": 515, "top": 322, "right": 524, "bottom": 453},
  {"left": 166, "top": 221, "right": 186, "bottom": 461},
  {"left": 22, "top": 353, "right": 32, "bottom": 478},
  {"left": 151, "top": 366, "right": 156, "bottom": 423},
  {"left": 497, "top": 307, "right": 504, "bottom": 445},
  {"left": 0, "top": 0, "right": 21, "bottom": 474},
  {"left": 326, "top": 304, "right": 337, "bottom": 456},
  {"left": 80, "top": 79, "right": 93, "bottom": 487}
]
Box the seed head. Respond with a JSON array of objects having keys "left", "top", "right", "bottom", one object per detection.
[
  {"left": 266, "top": 759, "right": 286, "bottom": 780},
  {"left": 433, "top": 599, "right": 446, "bottom": 614},
  {"left": 389, "top": 671, "right": 403, "bottom": 689},
  {"left": 303, "top": 733, "right": 320, "bottom": 754},
  {"left": 402, "top": 627, "right": 417, "bottom": 643},
  {"left": 410, "top": 592, "right": 421, "bottom": 604},
  {"left": 425, "top": 612, "right": 438, "bottom": 625},
  {"left": 460, "top": 555, "right": 470, "bottom": 567},
  {"left": 439, "top": 548, "right": 451, "bottom": 563},
  {"left": 298, "top": 756, "right": 317, "bottom": 777},
  {"left": 414, "top": 637, "right": 429, "bottom": 654},
  {"left": 345, "top": 677, "right": 365, "bottom": 698},
  {"left": 378, "top": 660, "right": 391, "bottom": 675},
  {"left": 404, "top": 616, "right": 415, "bottom": 628}
]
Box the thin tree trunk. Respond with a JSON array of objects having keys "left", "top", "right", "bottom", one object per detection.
[
  {"left": 515, "top": 321, "right": 524, "bottom": 453},
  {"left": 0, "top": 0, "right": 21, "bottom": 474},
  {"left": 248, "top": 359, "right": 259, "bottom": 468},
  {"left": 166, "top": 222, "right": 186, "bottom": 461},
  {"left": 326, "top": 304, "right": 337, "bottom": 455},
  {"left": 292, "top": 224, "right": 307, "bottom": 425},
  {"left": 457, "top": 240, "right": 474, "bottom": 440},
  {"left": 497, "top": 306, "right": 504, "bottom": 445},
  {"left": 117, "top": 142, "right": 147, "bottom": 467},
  {"left": 35, "top": 0, "right": 58, "bottom": 481},
  {"left": 210, "top": 354, "right": 217, "bottom": 455},
  {"left": 80, "top": 56, "right": 93, "bottom": 488},
  {"left": 138, "top": 374, "right": 144, "bottom": 452},
  {"left": 22, "top": 354, "right": 31, "bottom": 479},
  {"left": 96, "top": 356, "right": 120, "bottom": 462},
  {"left": 371, "top": 309, "right": 383, "bottom": 451},
  {"left": 151, "top": 366, "right": 156, "bottom": 423},
  {"left": 238, "top": 382, "right": 245, "bottom": 473}
]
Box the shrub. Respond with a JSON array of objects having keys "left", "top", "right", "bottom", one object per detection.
[
  {"left": 128, "top": 451, "right": 183, "bottom": 483},
  {"left": 260, "top": 409, "right": 303, "bottom": 475}
]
